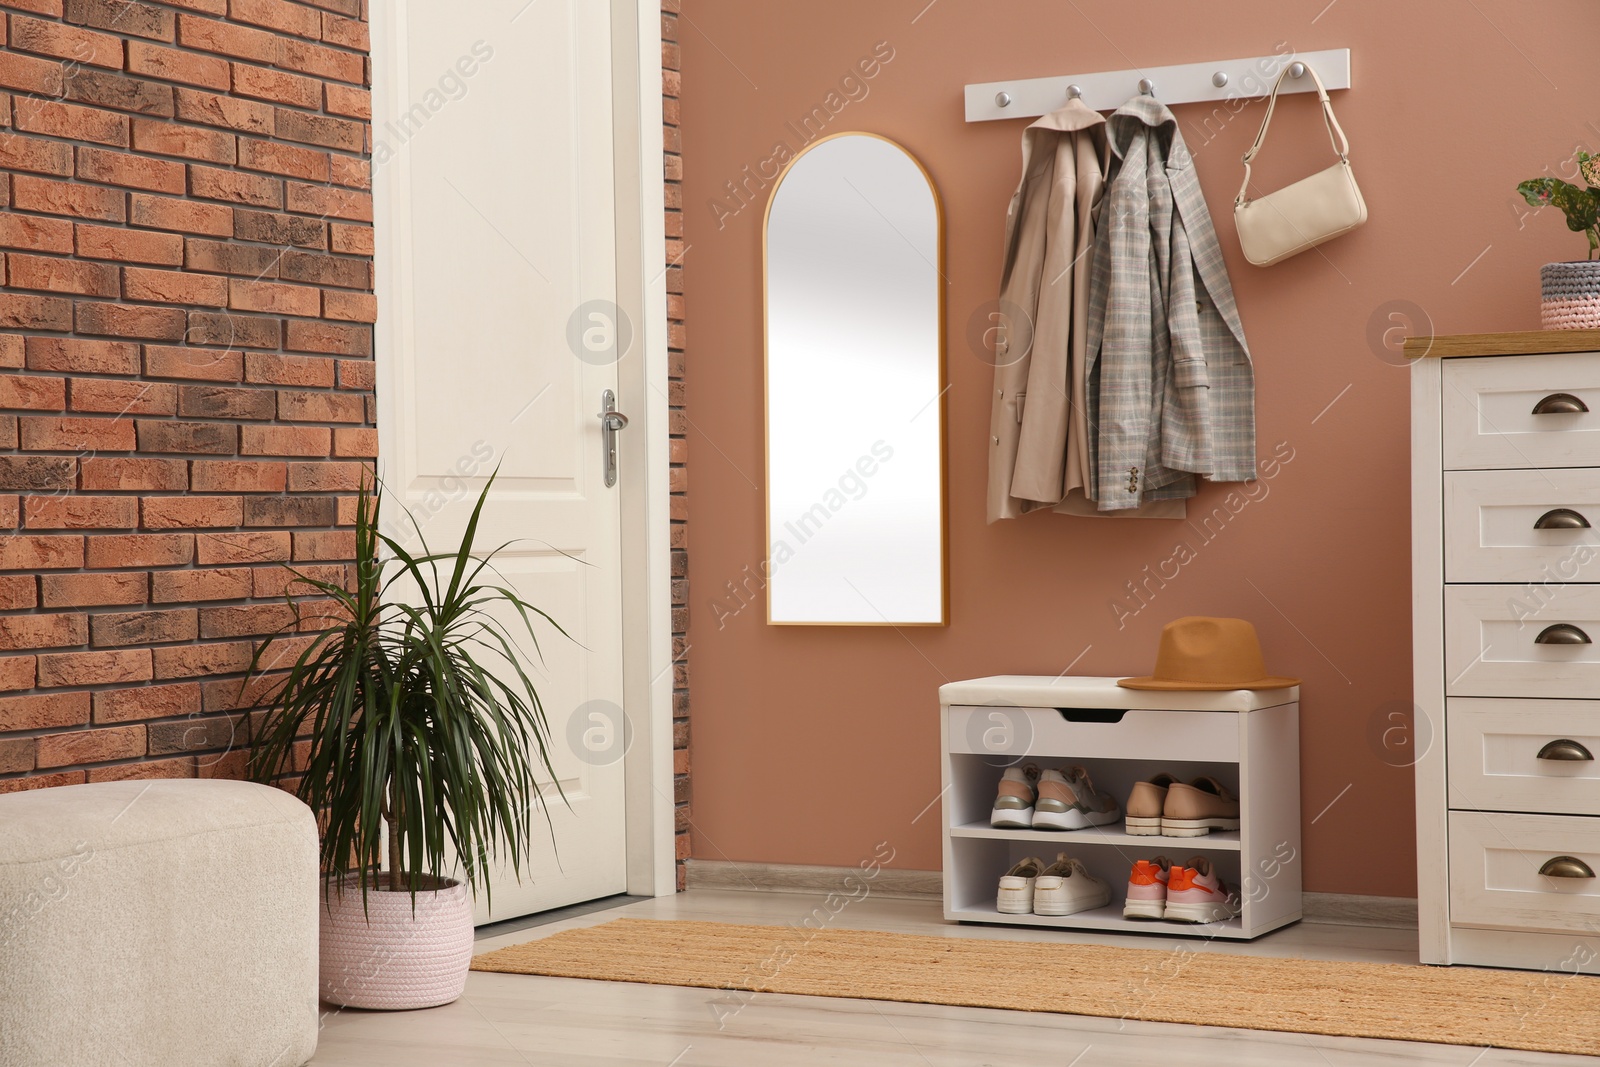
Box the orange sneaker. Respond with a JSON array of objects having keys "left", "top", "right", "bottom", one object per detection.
[
  {"left": 1163, "top": 856, "right": 1241, "bottom": 923},
  {"left": 1122, "top": 856, "right": 1172, "bottom": 919}
]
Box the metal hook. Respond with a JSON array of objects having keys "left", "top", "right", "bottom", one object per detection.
[
  {"left": 1138, "top": 78, "right": 1156, "bottom": 96},
  {"left": 1288, "top": 61, "right": 1306, "bottom": 78},
  {"left": 1211, "top": 71, "right": 1229, "bottom": 88},
  {"left": 995, "top": 91, "right": 1012, "bottom": 107},
  {"left": 1066, "top": 84, "right": 1082, "bottom": 100}
]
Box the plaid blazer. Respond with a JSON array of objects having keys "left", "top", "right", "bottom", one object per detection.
[{"left": 1085, "top": 95, "right": 1256, "bottom": 510}]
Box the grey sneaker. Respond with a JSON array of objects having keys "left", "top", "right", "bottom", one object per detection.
[
  {"left": 1031, "top": 766, "right": 1121, "bottom": 831},
  {"left": 990, "top": 763, "right": 1041, "bottom": 828}
]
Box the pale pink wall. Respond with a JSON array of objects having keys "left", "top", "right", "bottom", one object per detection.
[{"left": 678, "top": 0, "right": 1598, "bottom": 896}]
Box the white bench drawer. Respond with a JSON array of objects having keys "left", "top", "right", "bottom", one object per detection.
[
  {"left": 1449, "top": 811, "right": 1600, "bottom": 935},
  {"left": 1443, "top": 351, "right": 1600, "bottom": 470},
  {"left": 946, "top": 706, "right": 1238, "bottom": 763},
  {"left": 1444, "top": 468, "right": 1600, "bottom": 584},
  {"left": 1445, "top": 585, "right": 1600, "bottom": 698},
  {"left": 1446, "top": 698, "right": 1600, "bottom": 816}
]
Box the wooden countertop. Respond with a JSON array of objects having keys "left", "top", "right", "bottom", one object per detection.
[{"left": 1404, "top": 329, "right": 1600, "bottom": 358}]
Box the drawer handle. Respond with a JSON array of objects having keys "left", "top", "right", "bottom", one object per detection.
[
  {"left": 1532, "top": 393, "right": 1590, "bottom": 415},
  {"left": 1537, "top": 738, "right": 1595, "bottom": 761},
  {"left": 1539, "top": 855, "right": 1596, "bottom": 879},
  {"left": 1534, "top": 508, "right": 1593, "bottom": 530},
  {"left": 1536, "top": 623, "right": 1593, "bottom": 645}
]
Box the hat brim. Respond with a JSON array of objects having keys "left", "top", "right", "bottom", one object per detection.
[{"left": 1117, "top": 675, "right": 1301, "bottom": 691}]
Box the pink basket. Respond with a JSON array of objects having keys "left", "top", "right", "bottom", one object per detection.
[{"left": 1542, "top": 261, "right": 1600, "bottom": 330}]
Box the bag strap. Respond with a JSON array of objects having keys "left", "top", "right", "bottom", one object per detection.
[{"left": 1235, "top": 61, "right": 1350, "bottom": 207}]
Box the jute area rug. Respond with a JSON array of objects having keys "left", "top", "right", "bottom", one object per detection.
[{"left": 471, "top": 918, "right": 1600, "bottom": 1057}]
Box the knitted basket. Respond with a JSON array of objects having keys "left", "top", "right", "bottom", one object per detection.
[
  {"left": 1541, "top": 260, "right": 1600, "bottom": 330},
  {"left": 318, "top": 875, "right": 475, "bottom": 1010}
]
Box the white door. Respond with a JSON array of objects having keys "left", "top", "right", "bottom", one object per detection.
[{"left": 372, "top": 0, "right": 629, "bottom": 921}]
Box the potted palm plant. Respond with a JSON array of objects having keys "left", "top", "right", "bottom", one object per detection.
[
  {"left": 245, "top": 476, "right": 561, "bottom": 1010},
  {"left": 1518, "top": 151, "right": 1600, "bottom": 329}
]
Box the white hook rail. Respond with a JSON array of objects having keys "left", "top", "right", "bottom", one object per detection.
[{"left": 964, "top": 47, "right": 1350, "bottom": 122}]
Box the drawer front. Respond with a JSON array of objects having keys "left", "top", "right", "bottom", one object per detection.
[
  {"left": 946, "top": 706, "right": 1238, "bottom": 763},
  {"left": 1445, "top": 585, "right": 1600, "bottom": 698},
  {"left": 1442, "top": 350, "right": 1600, "bottom": 470},
  {"left": 1449, "top": 811, "right": 1600, "bottom": 934},
  {"left": 1444, "top": 468, "right": 1600, "bottom": 584},
  {"left": 1446, "top": 698, "right": 1600, "bottom": 816}
]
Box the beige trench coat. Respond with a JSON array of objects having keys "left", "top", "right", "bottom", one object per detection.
[{"left": 987, "top": 100, "right": 1183, "bottom": 522}]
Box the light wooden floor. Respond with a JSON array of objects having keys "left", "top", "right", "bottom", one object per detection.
[{"left": 309, "top": 889, "right": 1590, "bottom": 1066}]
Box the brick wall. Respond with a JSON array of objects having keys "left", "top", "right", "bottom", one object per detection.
[
  {"left": 663, "top": 0, "right": 689, "bottom": 890},
  {"left": 0, "top": 0, "right": 373, "bottom": 790}
]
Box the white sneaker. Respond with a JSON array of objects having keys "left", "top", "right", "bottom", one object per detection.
[
  {"left": 1031, "top": 766, "right": 1121, "bottom": 831},
  {"left": 1032, "top": 853, "right": 1111, "bottom": 916},
  {"left": 990, "top": 763, "right": 1040, "bottom": 828},
  {"left": 996, "top": 856, "right": 1047, "bottom": 914}
]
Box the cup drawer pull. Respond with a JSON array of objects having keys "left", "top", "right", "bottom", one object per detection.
[
  {"left": 1536, "top": 623, "right": 1593, "bottom": 645},
  {"left": 1534, "top": 508, "right": 1593, "bottom": 530},
  {"left": 1537, "top": 739, "right": 1595, "bottom": 762},
  {"left": 1532, "top": 393, "right": 1590, "bottom": 415},
  {"left": 1539, "top": 855, "right": 1596, "bottom": 879}
]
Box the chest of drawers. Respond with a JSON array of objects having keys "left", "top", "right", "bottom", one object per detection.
[{"left": 1410, "top": 329, "right": 1600, "bottom": 971}]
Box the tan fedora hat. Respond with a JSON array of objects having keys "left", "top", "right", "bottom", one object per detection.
[{"left": 1118, "top": 616, "right": 1300, "bottom": 691}]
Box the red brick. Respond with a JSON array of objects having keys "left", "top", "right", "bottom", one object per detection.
[
  {"left": 0, "top": 214, "right": 74, "bottom": 254},
  {"left": 76, "top": 302, "right": 187, "bottom": 341},
  {"left": 144, "top": 345, "right": 242, "bottom": 381},
  {"left": 336, "top": 358, "right": 373, "bottom": 390},
  {"left": 200, "top": 602, "right": 295, "bottom": 638},
  {"left": 243, "top": 495, "right": 333, "bottom": 527},
  {"left": 196, "top": 530, "right": 288, "bottom": 564},
  {"left": 10, "top": 14, "right": 123, "bottom": 69},
  {"left": 89, "top": 756, "right": 196, "bottom": 781},
  {"left": 37, "top": 648, "right": 152, "bottom": 687},
  {"left": 323, "top": 82, "right": 368, "bottom": 119},
  {"left": 329, "top": 223, "right": 371, "bottom": 255},
  {"left": 62, "top": 68, "right": 173, "bottom": 117},
  {"left": 127, "top": 40, "right": 229, "bottom": 90},
  {"left": 0, "top": 293, "right": 72, "bottom": 331},
  {"left": 90, "top": 608, "right": 196, "bottom": 646},
  {"left": 230, "top": 62, "right": 319, "bottom": 110},
  {"left": 176, "top": 12, "right": 277, "bottom": 62},
  {"left": 0, "top": 418, "right": 15, "bottom": 451},
  {"left": 176, "top": 384, "right": 272, "bottom": 420},
  {"left": 277, "top": 389, "right": 363, "bottom": 422},
  {"left": 184, "top": 237, "right": 281, "bottom": 276},
  {"left": 233, "top": 208, "right": 323, "bottom": 248},
  {"left": 25, "top": 495, "right": 139, "bottom": 529},
  {"left": 94, "top": 681, "right": 201, "bottom": 723},
  {"left": 285, "top": 320, "right": 369, "bottom": 356},
  {"left": 328, "top": 155, "right": 368, "bottom": 192},
  {"left": 37, "top": 724, "right": 146, "bottom": 767},
  {"left": 173, "top": 87, "right": 274, "bottom": 135},
  {"left": 80, "top": 457, "right": 187, "bottom": 491},
  {"left": 7, "top": 253, "right": 120, "bottom": 297},
  {"left": 230, "top": 0, "right": 321, "bottom": 38},
  {"left": 77, "top": 147, "right": 186, "bottom": 194},
  {"left": 76, "top": 224, "right": 184, "bottom": 266},
  {"left": 0, "top": 535, "right": 83, "bottom": 571},
  {"left": 0, "top": 577, "right": 37, "bottom": 612},
  {"left": 321, "top": 11, "right": 367, "bottom": 50},
  {"left": 280, "top": 250, "right": 364, "bottom": 288},
  {"left": 190, "top": 164, "right": 283, "bottom": 208},
  {"left": 151, "top": 567, "right": 251, "bottom": 602},
  {"left": 123, "top": 266, "right": 228, "bottom": 306},
  {"left": 85, "top": 533, "right": 194, "bottom": 567},
  {"left": 238, "top": 137, "right": 328, "bottom": 182},
  {"left": 23, "top": 338, "right": 135, "bottom": 377},
  {"left": 228, "top": 278, "right": 319, "bottom": 316},
  {"left": 190, "top": 459, "right": 284, "bottom": 492},
  {"left": 19, "top": 415, "right": 135, "bottom": 451},
  {"left": 321, "top": 289, "right": 377, "bottom": 323},
  {"left": 0, "top": 494, "right": 15, "bottom": 524},
  {"left": 274, "top": 109, "right": 361, "bottom": 153},
  {"left": 65, "top": 0, "right": 175, "bottom": 41},
  {"left": 243, "top": 352, "right": 331, "bottom": 386},
  {"left": 0, "top": 51, "right": 64, "bottom": 97},
  {"left": 165, "top": 0, "right": 226, "bottom": 13},
  {"left": 333, "top": 427, "right": 377, "bottom": 458},
  {"left": 0, "top": 373, "right": 66, "bottom": 409},
  {"left": 39, "top": 571, "right": 146, "bottom": 608},
  {"left": 276, "top": 36, "right": 362, "bottom": 83},
  {"left": 0, "top": 456, "right": 75, "bottom": 490},
  {"left": 129, "top": 120, "right": 237, "bottom": 166},
  {"left": 151, "top": 640, "right": 252, "bottom": 679},
  {"left": 185, "top": 311, "right": 279, "bottom": 349},
  {"left": 0, "top": 736, "right": 34, "bottom": 773},
  {"left": 13, "top": 175, "right": 124, "bottom": 221},
  {"left": 69, "top": 377, "right": 178, "bottom": 415},
  {"left": 0, "top": 692, "right": 90, "bottom": 731},
  {"left": 0, "top": 771, "right": 88, "bottom": 793},
  {"left": 0, "top": 656, "right": 35, "bottom": 692},
  {"left": 141, "top": 494, "right": 243, "bottom": 528},
  {"left": 0, "top": 132, "right": 72, "bottom": 175},
  {"left": 129, "top": 193, "right": 235, "bottom": 238},
  {"left": 134, "top": 418, "right": 237, "bottom": 454},
  {"left": 201, "top": 669, "right": 286, "bottom": 712},
  {"left": 286, "top": 182, "right": 370, "bottom": 221},
  {"left": 241, "top": 424, "right": 329, "bottom": 456},
  {"left": 292, "top": 529, "right": 352, "bottom": 560},
  {"left": 286, "top": 460, "right": 366, "bottom": 492},
  {"left": 253, "top": 562, "right": 343, "bottom": 598}
]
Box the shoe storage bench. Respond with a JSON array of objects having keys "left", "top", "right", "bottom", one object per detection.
[{"left": 939, "top": 677, "right": 1302, "bottom": 940}]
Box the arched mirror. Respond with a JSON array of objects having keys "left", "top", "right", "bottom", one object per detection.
[{"left": 764, "top": 133, "right": 946, "bottom": 626}]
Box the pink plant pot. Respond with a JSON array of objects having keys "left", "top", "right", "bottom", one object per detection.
[
  {"left": 1541, "top": 261, "right": 1600, "bottom": 330},
  {"left": 318, "top": 875, "right": 475, "bottom": 1010}
]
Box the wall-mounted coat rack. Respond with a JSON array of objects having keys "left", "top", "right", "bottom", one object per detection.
[{"left": 964, "top": 47, "right": 1351, "bottom": 122}]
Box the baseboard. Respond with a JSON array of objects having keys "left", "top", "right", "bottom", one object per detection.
[{"left": 684, "top": 860, "right": 1419, "bottom": 929}]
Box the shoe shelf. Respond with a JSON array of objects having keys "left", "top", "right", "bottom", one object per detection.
[{"left": 939, "top": 676, "right": 1302, "bottom": 942}]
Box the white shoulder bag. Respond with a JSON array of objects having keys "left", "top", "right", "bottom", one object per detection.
[{"left": 1233, "top": 62, "right": 1366, "bottom": 267}]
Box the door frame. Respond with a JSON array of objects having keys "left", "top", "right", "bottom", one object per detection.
[{"left": 368, "top": 0, "right": 678, "bottom": 900}]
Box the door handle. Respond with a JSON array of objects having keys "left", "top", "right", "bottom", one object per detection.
[
  {"left": 1536, "top": 623, "right": 1592, "bottom": 645},
  {"left": 1532, "top": 392, "right": 1589, "bottom": 415},
  {"left": 1537, "top": 739, "right": 1595, "bottom": 762},
  {"left": 598, "top": 389, "right": 629, "bottom": 488},
  {"left": 1539, "top": 855, "right": 1596, "bottom": 879},
  {"left": 1534, "top": 508, "right": 1592, "bottom": 530}
]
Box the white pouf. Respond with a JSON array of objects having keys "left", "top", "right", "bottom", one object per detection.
[{"left": 0, "top": 779, "right": 319, "bottom": 1067}]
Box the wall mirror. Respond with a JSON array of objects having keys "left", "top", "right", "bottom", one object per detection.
[{"left": 764, "top": 133, "right": 947, "bottom": 626}]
